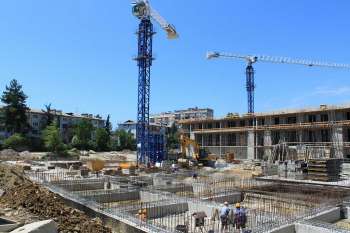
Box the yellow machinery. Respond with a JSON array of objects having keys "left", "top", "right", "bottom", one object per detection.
[
  {"left": 179, "top": 135, "right": 216, "bottom": 167},
  {"left": 180, "top": 135, "right": 200, "bottom": 160}
]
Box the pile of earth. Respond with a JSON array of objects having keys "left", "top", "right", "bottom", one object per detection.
[
  {"left": 0, "top": 164, "right": 111, "bottom": 233},
  {"left": 0, "top": 163, "right": 26, "bottom": 189}
]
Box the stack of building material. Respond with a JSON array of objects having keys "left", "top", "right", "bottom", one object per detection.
[{"left": 308, "top": 158, "right": 343, "bottom": 182}]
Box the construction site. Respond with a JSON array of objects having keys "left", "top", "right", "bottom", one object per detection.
[{"left": 1, "top": 0, "right": 350, "bottom": 233}]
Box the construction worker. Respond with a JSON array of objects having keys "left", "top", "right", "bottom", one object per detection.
[
  {"left": 233, "top": 203, "right": 247, "bottom": 231},
  {"left": 220, "top": 202, "right": 230, "bottom": 232}
]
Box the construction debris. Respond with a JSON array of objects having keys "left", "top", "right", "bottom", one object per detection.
[{"left": 0, "top": 164, "right": 111, "bottom": 233}]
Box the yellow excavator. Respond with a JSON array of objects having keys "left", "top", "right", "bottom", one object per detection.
[{"left": 178, "top": 135, "right": 216, "bottom": 167}]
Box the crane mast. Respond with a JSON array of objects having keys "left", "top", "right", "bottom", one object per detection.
[
  {"left": 132, "top": 0, "right": 178, "bottom": 165},
  {"left": 207, "top": 51, "right": 350, "bottom": 114}
]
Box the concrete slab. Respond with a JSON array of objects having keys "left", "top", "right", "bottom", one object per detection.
[
  {"left": 10, "top": 220, "right": 57, "bottom": 233},
  {"left": 0, "top": 217, "right": 20, "bottom": 232}
]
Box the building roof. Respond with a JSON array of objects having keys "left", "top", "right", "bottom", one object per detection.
[
  {"left": 179, "top": 103, "right": 350, "bottom": 124},
  {"left": 29, "top": 108, "right": 104, "bottom": 121}
]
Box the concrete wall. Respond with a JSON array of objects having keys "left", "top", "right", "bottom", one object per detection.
[
  {"left": 201, "top": 192, "right": 242, "bottom": 204},
  {"left": 306, "top": 207, "right": 341, "bottom": 223},
  {"left": 295, "top": 223, "right": 333, "bottom": 233},
  {"left": 269, "top": 224, "right": 295, "bottom": 233},
  {"left": 156, "top": 186, "right": 193, "bottom": 194},
  {"left": 89, "top": 191, "right": 140, "bottom": 203},
  {"left": 128, "top": 203, "right": 188, "bottom": 219},
  {"left": 140, "top": 191, "right": 165, "bottom": 203},
  {"left": 58, "top": 182, "right": 105, "bottom": 191}
]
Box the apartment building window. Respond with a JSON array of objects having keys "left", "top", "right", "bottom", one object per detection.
[
  {"left": 240, "top": 120, "right": 245, "bottom": 127},
  {"left": 228, "top": 121, "right": 236, "bottom": 127},
  {"left": 287, "top": 116, "right": 297, "bottom": 124},
  {"left": 321, "top": 114, "right": 329, "bottom": 122},
  {"left": 308, "top": 115, "right": 316, "bottom": 123},
  {"left": 274, "top": 117, "right": 280, "bottom": 125}
]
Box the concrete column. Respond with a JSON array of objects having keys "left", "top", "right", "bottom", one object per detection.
[
  {"left": 189, "top": 124, "right": 195, "bottom": 140},
  {"left": 247, "top": 130, "right": 255, "bottom": 160},
  {"left": 264, "top": 130, "right": 272, "bottom": 160},
  {"left": 332, "top": 126, "right": 344, "bottom": 158}
]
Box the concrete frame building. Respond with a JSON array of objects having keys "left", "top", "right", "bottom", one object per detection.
[
  {"left": 179, "top": 104, "right": 350, "bottom": 160},
  {"left": 150, "top": 107, "right": 214, "bottom": 126}
]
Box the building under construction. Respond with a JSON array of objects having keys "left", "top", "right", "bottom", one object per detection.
[{"left": 179, "top": 104, "right": 350, "bottom": 161}]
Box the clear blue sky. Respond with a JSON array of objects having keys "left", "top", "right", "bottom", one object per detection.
[{"left": 0, "top": 0, "right": 349, "bottom": 127}]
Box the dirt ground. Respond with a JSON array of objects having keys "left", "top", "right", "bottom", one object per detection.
[{"left": 0, "top": 163, "right": 112, "bottom": 233}]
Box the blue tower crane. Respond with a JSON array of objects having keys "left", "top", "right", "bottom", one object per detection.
[
  {"left": 132, "top": 0, "right": 178, "bottom": 165},
  {"left": 207, "top": 51, "right": 350, "bottom": 114}
]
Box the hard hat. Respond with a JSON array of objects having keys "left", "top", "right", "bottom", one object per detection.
[
  {"left": 235, "top": 203, "right": 240, "bottom": 208},
  {"left": 224, "top": 201, "right": 228, "bottom": 206},
  {"left": 142, "top": 209, "right": 147, "bottom": 214}
]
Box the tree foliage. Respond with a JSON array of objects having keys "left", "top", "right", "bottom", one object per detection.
[
  {"left": 1, "top": 79, "right": 29, "bottom": 134},
  {"left": 42, "top": 122, "right": 66, "bottom": 155},
  {"left": 3, "top": 133, "right": 29, "bottom": 151},
  {"left": 105, "top": 115, "right": 112, "bottom": 137},
  {"left": 41, "top": 103, "right": 54, "bottom": 128},
  {"left": 167, "top": 123, "right": 179, "bottom": 149},
  {"left": 95, "top": 128, "right": 110, "bottom": 151},
  {"left": 71, "top": 119, "right": 94, "bottom": 150},
  {"left": 112, "top": 129, "right": 136, "bottom": 151}
]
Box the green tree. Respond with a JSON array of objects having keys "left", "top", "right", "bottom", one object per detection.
[
  {"left": 105, "top": 115, "right": 112, "bottom": 137},
  {"left": 3, "top": 133, "right": 29, "bottom": 151},
  {"left": 42, "top": 122, "right": 66, "bottom": 155},
  {"left": 41, "top": 103, "right": 54, "bottom": 128},
  {"left": 71, "top": 119, "right": 94, "bottom": 150},
  {"left": 1, "top": 79, "right": 29, "bottom": 134},
  {"left": 113, "top": 129, "right": 136, "bottom": 151},
  {"left": 95, "top": 128, "right": 110, "bottom": 151},
  {"left": 167, "top": 123, "right": 179, "bottom": 149}
]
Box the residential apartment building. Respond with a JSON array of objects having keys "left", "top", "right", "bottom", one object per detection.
[
  {"left": 0, "top": 107, "right": 105, "bottom": 142},
  {"left": 150, "top": 107, "right": 214, "bottom": 126},
  {"left": 179, "top": 104, "right": 350, "bottom": 160},
  {"left": 117, "top": 120, "right": 167, "bottom": 139}
]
